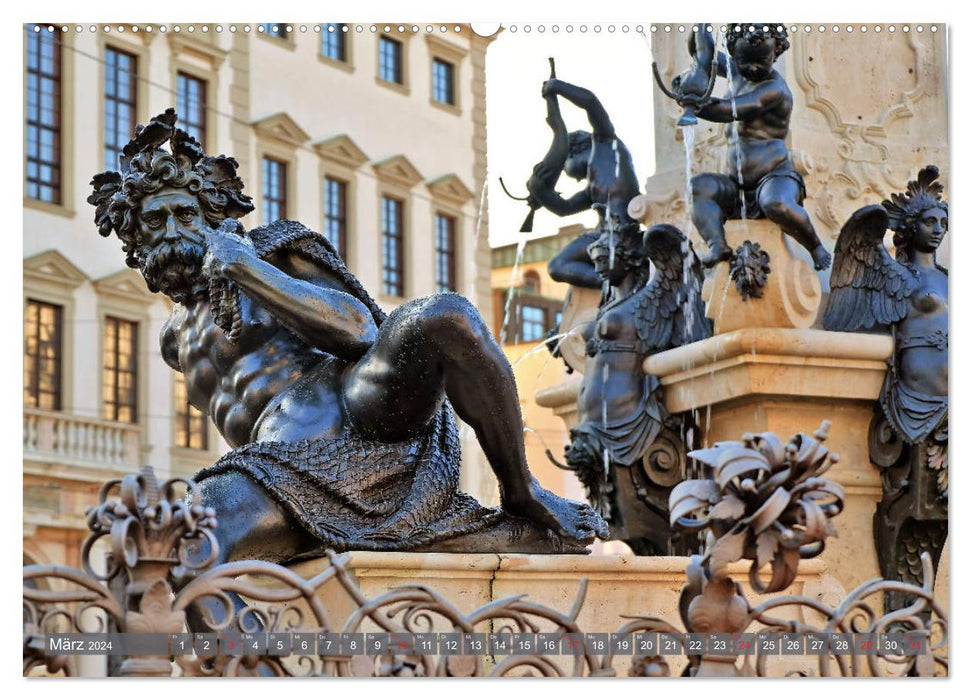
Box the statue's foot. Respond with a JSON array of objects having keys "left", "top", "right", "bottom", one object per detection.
[
  {"left": 810, "top": 244, "right": 832, "bottom": 271},
  {"left": 416, "top": 518, "right": 593, "bottom": 554},
  {"left": 700, "top": 242, "right": 733, "bottom": 268},
  {"left": 504, "top": 479, "right": 610, "bottom": 543}
]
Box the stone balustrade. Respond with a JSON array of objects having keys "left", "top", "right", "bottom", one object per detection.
[{"left": 23, "top": 408, "right": 141, "bottom": 469}]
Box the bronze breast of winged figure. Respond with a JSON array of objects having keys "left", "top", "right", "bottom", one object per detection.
[
  {"left": 550, "top": 221, "right": 711, "bottom": 555},
  {"left": 822, "top": 165, "right": 947, "bottom": 609},
  {"left": 88, "top": 110, "right": 609, "bottom": 582}
]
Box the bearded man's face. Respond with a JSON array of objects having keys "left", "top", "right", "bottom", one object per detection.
[{"left": 136, "top": 187, "right": 210, "bottom": 302}]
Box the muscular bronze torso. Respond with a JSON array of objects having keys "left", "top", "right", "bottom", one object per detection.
[
  {"left": 162, "top": 293, "right": 346, "bottom": 448},
  {"left": 160, "top": 246, "right": 360, "bottom": 448}
]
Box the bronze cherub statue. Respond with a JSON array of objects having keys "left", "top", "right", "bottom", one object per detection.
[
  {"left": 516, "top": 70, "right": 642, "bottom": 290},
  {"left": 656, "top": 24, "right": 831, "bottom": 271}
]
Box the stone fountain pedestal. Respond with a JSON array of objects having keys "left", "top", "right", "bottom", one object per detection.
[
  {"left": 644, "top": 327, "right": 891, "bottom": 595},
  {"left": 263, "top": 551, "right": 844, "bottom": 676},
  {"left": 537, "top": 219, "right": 892, "bottom": 595},
  {"left": 704, "top": 220, "right": 822, "bottom": 334}
]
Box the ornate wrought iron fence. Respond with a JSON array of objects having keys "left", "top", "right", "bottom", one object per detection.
[{"left": 24, "top": 423, "right": 947, "bottom": 677}]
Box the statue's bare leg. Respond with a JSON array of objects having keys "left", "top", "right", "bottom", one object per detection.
[
  {"left": 691, "top": 173, "right": 737, "bottom": 267},
  {"left": 343, "top": 293, "right": 608, "bottom": 542},
  {"left": 181, "top": 472, "right": 318, "bottom": 632},
  {"left": 758, "top": 178, "right": 832, "bottom": 270}
]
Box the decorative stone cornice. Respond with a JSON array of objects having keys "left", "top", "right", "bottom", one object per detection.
[
  {"left": 313, "top": 134, "right": 370, "bottom": 169},
  {"left": 425, "top": 33, "right": 469, "bottom": 62},
  {"left": 23, "top": 250, "right": 88, "bottom": 290},
  {"left": 92, "top": 268, "right": 155, "bottom": 306},
  {"left": 372, "top": 154, "right": 424, "bottom": 189},
  {"left": 426, "top": 173, "right": 474, "bottom": 206},
  {"left": 167, "top": 33, "right": 228, "bottom": 68},
  {"left": 251, "top": 112, "right": 311, "bottom": 148}
]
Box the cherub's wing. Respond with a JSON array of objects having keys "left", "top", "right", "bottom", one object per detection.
[{"left": 822, "top": 205, "right": 917, "bottom": 332}]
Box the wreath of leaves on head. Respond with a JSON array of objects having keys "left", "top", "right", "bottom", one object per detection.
[{"left": 87, "top": 108, "right": 254, "bottom": 270}]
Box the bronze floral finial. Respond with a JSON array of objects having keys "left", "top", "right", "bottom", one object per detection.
[{"left": 669, "top": 421, "right": 844, "bottom": 593}]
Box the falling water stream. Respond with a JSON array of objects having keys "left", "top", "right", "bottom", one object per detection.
[
  {"left": 725, "top": 54, "right": 747, "bottom": 220},
  {"left": 681, "top": 124, "right": 699, "bottom": 342},
  {"left": 467, "top": 181, "right": 489, "bottom": 303},
  {"left": 512, "top": 330, "right": 572, "bottom": 369},
  {"left": 598, "top": 137, "right": 622, "bottom": 479},
  {"left": 726, "top": 48, "right": 765, "bottom": 432},
  {"left": 458, "top": 183, "right": 491, "bottom": 446},
  {"left": 499, "top": 236, "right": 529, "bottom": 346}
]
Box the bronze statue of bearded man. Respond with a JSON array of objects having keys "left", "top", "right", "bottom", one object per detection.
[{"left": 89, "top": 110, "right": 608, "bottom": 569}]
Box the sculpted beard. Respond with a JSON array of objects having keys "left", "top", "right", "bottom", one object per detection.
[{"left": 140, "top": 236, "right": 207, "bottom": 303}]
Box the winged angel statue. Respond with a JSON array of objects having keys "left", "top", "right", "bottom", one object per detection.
[
  {"left": 553, "top": 222, "right": 711, "bottom": 555},
  {"left": 822, "top": 165, "right": 947, "bottom": 601}
]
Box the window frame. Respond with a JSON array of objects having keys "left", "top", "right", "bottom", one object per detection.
[
  {"left": 321, "top": 23, "right": 349, "bottom": 63},
  {"left": 166, "top": 34, "right": 223, "bottom": 157},
  {"left": 173, "top": 372, "right": 209, "bottom": 451},
  {"left": 24, "top": 26, "right": 75, "bottom": 218},
  {"left": 381, "top": 195, "right": 406, "bottom": 298},
  {"left": 25, "top": 27, "right": 62, "bottom": 205},
  {"left": 425, "top": 34, "right": 466, "bottom": 115},
  {"left": 175, "top": 71, "right": 208, "bottom": 151},
  {"left": 102, "top": 315, "right": 139, "bottom": 424},
  {"left": 323, "top": 176, "right": 348, "bottom": 260},
  {"left": 378, "top": 35, "right": 403, "bottom": 83},
  {"left": 501, "top": 293, "right": 564, "bottom": 346},
  {"left": 432, "top": 57, "right": 456, "bottom": 106},
  {"left": 261, "top": 23, "right": 289, "bottom": 38},
  {"left": 24, "top": 298, "right": 63, "bottom": 412},
  {"left": 518, "top": 304, "right": 548, "bottom": 344},
  {"left": 375, "top": 34, "right": 410, "bottom": 94},
  {"left": 23, "top": 251, "right": 87, "bottom": 414},
  {"left": 256, "top": 23, "right": 296, "bottom": 50},
  {"left": 315, "top": 135, "right": 368, "bottom": 271},
  {"left": 434, "top": 212, "right": 457, "bottom": 293},
  {"left": 261, "top": 156, "right": 288, "bottom": 225},
  {"left": 102, "top": 45, "right": 138, "bottom": 173}
]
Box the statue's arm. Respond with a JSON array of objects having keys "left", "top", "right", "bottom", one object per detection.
[
  {"left": 531, "top": 185, "right": 593, "bottom": 217},
  {"left": 524, "top": 92, "right": 571, "bottom": 204},
  {"left": 546, "top": 79, "right": 615, "bottom": 139},
  {"left": 696, "top": 83, "right": 782, "bottom": 122},
  {"left": 548, "top": 232, "right": 601, "bottom": 289},
  {"left": 715, "top": 51, "right": 729, "bottom": 77},
  {"left": 544, "top": 88, "right": 568, "bottom": 148},
  {"left": 207, "top": 232, "right": 377, "bottom": 359}
]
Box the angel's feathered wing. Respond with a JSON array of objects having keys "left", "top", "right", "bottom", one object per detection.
[
  {"left": 822, "top": 205, "right": 917, "bottom": 332},
  {"left": 634, "top": 245, "right": 712, "bottom": 353}
]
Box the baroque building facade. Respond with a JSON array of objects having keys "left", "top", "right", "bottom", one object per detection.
[{"left": 23, "top": 22, "right": 495, "bottom": 570}]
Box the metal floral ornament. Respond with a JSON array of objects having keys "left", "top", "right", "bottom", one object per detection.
[
  {"left": 669, "top": 421, "right": 844, "bottom": 593},
  {"left": 25, "top": 456, "right": 946, "bottom": 677},
  {"left": 83, "top": 466, "right": 220, "bottom": 583}
]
